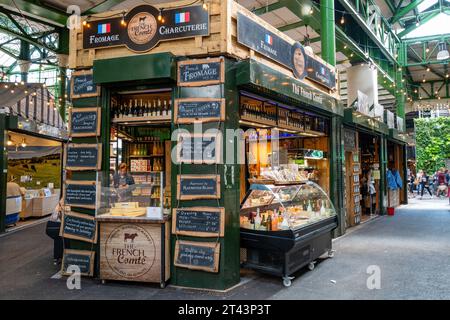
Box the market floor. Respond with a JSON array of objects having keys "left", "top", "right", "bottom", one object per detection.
[{"left": 1, "top": 198, "right": 449, "bottom": 300}]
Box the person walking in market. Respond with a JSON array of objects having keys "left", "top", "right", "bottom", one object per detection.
[
  {"left": 436, "top": 168, "right": 448, "bottom": 198},
  {"left": 420, "top": 171, "right": 433, "bottom": 199}
]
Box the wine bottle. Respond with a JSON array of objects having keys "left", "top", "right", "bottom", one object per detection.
[
  {"left": 254, "top": 209, "right": 261, "bottom": 229},
  {"left": 168, "top": 100, "right": 172, "bottom": 118},
  {"left": 267, "top": 213, "right": 272, "bottom": 231},
  {"left": 151, "top": 100, "right": 156, "bottom": 116},
  {"left": 157, "top": 99, "right": 162, "bottom": 116}
]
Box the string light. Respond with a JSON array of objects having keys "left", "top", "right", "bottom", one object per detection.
[
  {"left": 158, "top": 9, "right": 162, "bottom": 21},
  {"left": 121, "top": 12, "right": 126, "bottom": 26},
  {"left": 340, "top": 14, "right": 345, "bottom": 25},
  {"left": 426, "top": 66, "right": 430, "bottom": 72},
  {"left": 203, "top": 0, "right": 208, "bottom": 10}
]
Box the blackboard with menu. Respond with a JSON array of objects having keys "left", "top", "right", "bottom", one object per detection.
[
  {"left": 174, "top": 240, "right": 220, "bottom": 273},
  {"left": 174, "top": 98, "right": 225, "bottom": 124},
  {"left": 65, "top": 180, "right": 97, "bottom": 209},
  {"left": 69, "top": 107, "right": 101, "bottom": 137},
  {"left": 62, "top": 249, "right": 95, "bottom": 276},
  {"left": 71, "top": 70, "right": 99, "bottom": 98},
  {"left": 173, "top": 207, "right": 225, "bottom": 237},
  {"left": 176, "top": 133, "right": 221, "bottom": 164},
  {"left": 177, "top": 175, "right": 220, "bottom": 200},
  {"left": 65, "top": 143, "right": 102, "bottom": 171},
  {"left": 60, "top": 212, "right": 98, "bottom": 243},
  {"left": 178, "top": 57, "right": 224, "bottom": 87}
]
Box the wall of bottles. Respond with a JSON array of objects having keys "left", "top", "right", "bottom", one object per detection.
[{"left": 111, "top": 91, "right": 172, "bottom": 120}]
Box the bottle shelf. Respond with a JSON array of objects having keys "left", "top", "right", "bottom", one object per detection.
[
  {"left": 240, "top": 114, "right": 277, "bottom": 127},
  {"left": 129, "top": 155, "right": 164, "bottom": 158},
  {"left": 112, "top": 115, "right": 171, "bottom": 123}
]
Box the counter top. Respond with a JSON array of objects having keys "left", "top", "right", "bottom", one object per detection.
[{"left": 96, "top": 215, "right": 170, "bottom": 224}]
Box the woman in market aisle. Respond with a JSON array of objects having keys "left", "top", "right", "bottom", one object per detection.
[
  {"left": 113, "top": 163, "right": 135, "bottom": 202},
  {"left": 420, "top": 171, "right": 433, "bottom": 199},
  {"left": 436, "top": 168, "right": 448, "bottom": 198}
]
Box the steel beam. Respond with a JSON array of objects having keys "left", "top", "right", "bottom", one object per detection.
[{"left": 390, "top": 0, "right": 425, "bottom": 24}]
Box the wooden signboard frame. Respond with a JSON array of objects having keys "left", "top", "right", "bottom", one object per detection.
[
  {"left": 174, "top": 240, "right": 220, "bottom": 273},
  {"left": 70, "top": 70, "right": 100, "bottom": 99},
  {"left": 60, "top": 211, "right": 98, "bottom": 244},
  {"left": 172, "top": 207, "right": 225, "bottom": 237},
  {"left": 65, "top": 143, "right": 102, "bottom": 171},
  {"left": 174, "top": 98, "right": 226, "bottom": 124},
  {"left": 177, "top": 57, "right": 225, "bottom": 87},
  {"left": 64, "top": 180, "right": 98, "bottom": 209},
  {"left": 177, "top": 174, "right": 221, "bottom": 200},
  {"left": 61, "top": 249, "right": 95, "bottom": 277},
  {"left": 68, "top": 107, "right": 101, "bottom": 137},
  {"left": 176, "top": 133, "right": 222, "bottom": 164}
]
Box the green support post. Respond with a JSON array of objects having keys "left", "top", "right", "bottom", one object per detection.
[
  {"left": 330, "top": 115, "right": 345, "bottom": 237},
  {"left": 19, "top": 39, "right": 30, "bottom": 82},
  {"left": 0, "top": 115, "right": 6, "bottom": 233},
  {"left": 380, "top": 136, "right": 387, "bottom": 215},
  {"left": 320, "top": 0, "right": 336, "bottom": 66},
  {"left": 59, "top": 67, "right": 67, "bottom": 122}
]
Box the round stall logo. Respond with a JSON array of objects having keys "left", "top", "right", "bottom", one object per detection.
[
  {"left": 127, "top": 11, "right": 157, "bottom": 45},
  {"left": 104, "top": 224, "right": 156, "bottom": 279},
  {"left": 291, "top": 42, "right": 307, "bottom": 80}
]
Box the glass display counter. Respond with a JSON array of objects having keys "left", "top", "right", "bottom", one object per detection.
[{"left": 240, "top": 181, "right": 338, "bottom": 287}]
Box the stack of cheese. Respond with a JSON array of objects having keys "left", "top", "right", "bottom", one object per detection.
[{"left": 109, "top": 202, "right": 146, "bottom": 217}]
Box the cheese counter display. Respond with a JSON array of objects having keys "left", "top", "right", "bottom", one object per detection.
[{"left": 240, "top": 181, "right": 338, "bottom": 287}]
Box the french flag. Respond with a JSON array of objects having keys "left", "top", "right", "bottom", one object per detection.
[
  {"left": 265, "top": 34, "right": 273, "bottom": 45},
  {"left": 175, "top": 12, "right": 190, "bottom": 24},
  {"left": 98, "top": 23, "right": 111, "bottom": 34}
]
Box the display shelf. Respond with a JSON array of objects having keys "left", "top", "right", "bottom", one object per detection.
[
  {"left": 240, "top": 114, "right": 277, "bottom": 127},
  {"left": 112, "top": 115, "right": 171, "bottom": 123},
  {"left": 129, "top": 155, "right": 164, "bottom": 158}
]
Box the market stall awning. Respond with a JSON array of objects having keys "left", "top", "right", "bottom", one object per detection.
[{"left": 0, "top": 82, "right": 64, "bottom": 129}]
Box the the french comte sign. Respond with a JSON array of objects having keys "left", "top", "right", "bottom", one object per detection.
[{"left": 83, "top": 4, "right": 209, "bottom": 52}]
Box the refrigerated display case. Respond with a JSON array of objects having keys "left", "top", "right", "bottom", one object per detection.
[{"left": 240, "top": 181, "right": 338, "bottom": 286}]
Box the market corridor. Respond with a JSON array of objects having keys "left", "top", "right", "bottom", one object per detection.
[{"left": 1, "top": 198, "right": 449, "bottom": 300}]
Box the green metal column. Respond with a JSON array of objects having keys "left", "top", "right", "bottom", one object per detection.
[
  {"left": 330, "top": 115, "right": 345, "bottom": 236},
  {"left": 379, "top": 135, "right": 387, "bottom": 215},
  {"left": 396, "top": 45, "right": 406, "bottom": 127},
  {"left": 320, "top": 0, "right": 336, "bottom": 66},
  {"left": 59, "top": 67, "right": 67, "bottom": 122},
  {"left": 0, "top": 115, "right": 6, "bottom": 233},
  {"left": 402, "top": 144, "right": 408, "bottom": 205},
  {"left": 19, "top": 40, "right": 30, "bottom": 82}
]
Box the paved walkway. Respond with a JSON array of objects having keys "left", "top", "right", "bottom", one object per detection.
[{"left": 1, "top": 198, "right": 449, "bottom": 300}]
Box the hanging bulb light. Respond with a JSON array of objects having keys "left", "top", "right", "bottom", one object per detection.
[
  {"left": 203, "top": 0, "right": 208, "bottom": 10},
  {"left": 426, "top": 66, "right": 430, "bottom": 72},
  {"left": 7, "top": 135, "right": 13, "bottom": 146},
  {"left": 121, "top": 12, "right": 126, "bottom": 26},
  {"left": 340, "top": 14, "right": 345, "bottom": 25},
  {"left": 21, "top": 138, "right": 26, "bottom": 148},
  {"left": 303, "top": 25, "right": 314, "bottom": 55},
  {"left": 437, "top": 42, "right": 449, "bottom": 60},
  {"left": 415, "top": 17, "right": 420, "bottom": 27},
  {"left": 158, "top": 9, "right": 162, "bottom": 21}
]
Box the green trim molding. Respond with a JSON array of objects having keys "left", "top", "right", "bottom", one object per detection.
[
  {"left": 93, "top": 52, "right": 176, "bottom": 84},
  {"left": 388, "top": 128, "right": 408, "bottom": 144},
  {"left": 235, "top": 59, "right": 343, "bottom": 117},
  {"left": 343, "top": 109, "right": 389, "bottom": 135}
]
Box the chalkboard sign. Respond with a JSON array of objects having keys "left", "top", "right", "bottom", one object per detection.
[
  {"left": 60, "top": 212, "right": 98, "bottom": 243},
  {"left": 177, "top": 175, "right": 220, "bottom": 200},
  {"left": 65, "top": 180, "right": 97, "bottom": 209},
  {"left": 176, "top": 133, "right": 221, "bottom": 164},
  {"left": 343, "top": 129, "right": 357, "bottom": 151},
  {"left": 174, "top": 98, "right": 225, "bottom": 124},
  {"left": 174, "top": 240, "right": 220, "bottom": 273},
  {"left": 178, "top": 57, "right": 224, "bottom": 87},
  {"left": 71, "top": 70, "right": 100, "bottom": 98},
  {"left": 173, "top": 207, "right": 225, "bottom": 237},
  {"left": 65, "top": 143, "right": 102, "bottom": 171},
  {"left": 69, "top": 108, "right": 101, "bottom": 137},
  {"left": 62, "top": 249, "right": 95, "bottom": 276}
]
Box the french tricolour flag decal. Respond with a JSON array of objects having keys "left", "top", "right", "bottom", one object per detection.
[
  {"left": 98, "top": 23, "right": 111, "bottom": 34},
  {"left": 175, "top": 12, "right": 190, "bottom": 24},
  {"left": 265, "top": 34, "right": 273, "bottom": 45}
]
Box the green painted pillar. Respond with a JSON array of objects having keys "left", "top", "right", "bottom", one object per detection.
[
  {"left": 0, "top": 115, "right": 6, "bottom": 233},
  {"left": 379, "top": 136, "right": 387, "bottom": 215},
  {"left": 330, "top": 115, "right": 345, "bottom": 236},
  {"left": 59, "top": 67, "right": 67, "bottom": 122},
  {"left": 320, "top": 0, "right": 336, "bottom": 66},
  {"left": 19, "top": 40, "right": 30, "bottom": 82}
]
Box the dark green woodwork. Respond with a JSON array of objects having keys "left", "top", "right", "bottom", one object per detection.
[
  {"left": 19, "top": 39, "right": 30, "bottom": 82},
  {"left": 379, "top": 136, "right": 387, "bottom": 215},
  {"left": 0, "top": 115, "right": 7, "bottom": 233},
  {"left": 0, "top": 0, "right": 68, "bottom": 26},
  {"left": 170, "top": 58, "right": 241, "bottom": 290},
  {"left": 343, "top": 109, "right": 389, "bottom": 135},
  {"left": 330, "top": 116, "right": 345, "bottom": 237},
  {"left": 93, "top": 53, "right": 176, "bottom": 84},
  {"left": 235, "top": 59, "right": 342, "bottom": 116}
]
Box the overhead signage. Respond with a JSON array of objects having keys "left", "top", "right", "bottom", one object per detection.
[
  {"left": 237, "top": 12, "right": 336, "bottom": 90},
  {"left": 83, "top": 4, "right": 209, "bottom": 52}
]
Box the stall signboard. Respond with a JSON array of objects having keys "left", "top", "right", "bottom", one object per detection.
[
  {"left": 65, "top": 180, "right": 97, "bottom": 209},
  {"left": 237, "top": 12, "right": 336, "bottom": 90},
  {"left": 65, "top": 143, "right": 102, "bottom": 171},
  {"left": 343, "top": 129, "right": 357, "bottom": 151},
  {"left": 173, "top": 207, "right": 225, "bottom": 237},
  {"left": 177, "top": 174, "right": 221, "bottom": 200},
  {"left": 71, "top": 70, "right": 100, "bottom": 98},
  {"left": 174, "top": 98, "right": 225, "bottom": 123},
  {"left": 60, "top": 212, "right": 98, "bottom": 243},
  {"left": 174, "top": 240, "right": 220, "bottom": 273},
  {"left": 69, "top": 107, "right": 101, "bottom": 137},
  {"left": 178, "top": 57, "right": 225, "bottom": 87},
  {"left": 83, "top": 4, "right": 209, "bottom": 52},
  {"left": 61, "top": 249, "right": 95, "bottom": 276},
  {"left": 176, "top": 133, "right": 222, "bottom": 164}
]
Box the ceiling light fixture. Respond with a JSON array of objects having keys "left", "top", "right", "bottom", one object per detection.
[
  {"left": 21, "top": 138, "right": 27, "bottom": 148},
  {"left": 437, "top": 42, "right": 449, "bottom": 60},
  {"left": 7, "top": 135, "right": 13, "bottom": 146}
]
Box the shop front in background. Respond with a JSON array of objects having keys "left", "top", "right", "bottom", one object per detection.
[{"left": 387, "top": 140, "right": 406, "bottom": 207}]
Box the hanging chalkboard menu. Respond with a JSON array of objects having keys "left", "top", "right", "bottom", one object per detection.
[
  {"left": 174, "top": 98, "right": 225, "bottom": 124},
  {"left": 60, "top": 212, "right": 98, "bottom": 243},
  {"left": 176, "top": 133, "right": 221, "bottom": 164},
  {"left": 62, "top": 249, "right": 95, "bottom": 276},
  {"left": 65, "top": 180, "right": 97, "bottom": 209},
  {"left": 343, "top": 129, "right": 357, "bottom": 151},
  {"left": 174, "top": 240, "right": 220, "bottom": 273},
  {"left": 71, "top": 70, "right": 100, "bottom": 98},
  {"left": 173, "top": 207, "right": 225, "bottom": 237},
  {"left": 65, "top": 143, "right": 102, "bottom": 171},
  {"left": 178, "top": 57, "right": 224, "bottom": 87},
  {"left": 69, "top": 107, "right": 101, "bottom": 137},
  {"left": 177, "top": 175, "right": 221, "bottom": 200}
]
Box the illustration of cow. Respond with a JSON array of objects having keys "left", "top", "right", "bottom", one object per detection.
[
  {"left": 124, "top": 233, "right": 138, "bottom": 243},
  {"left": 202, "top": 64, "right": 210, "bottom": 70}
]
